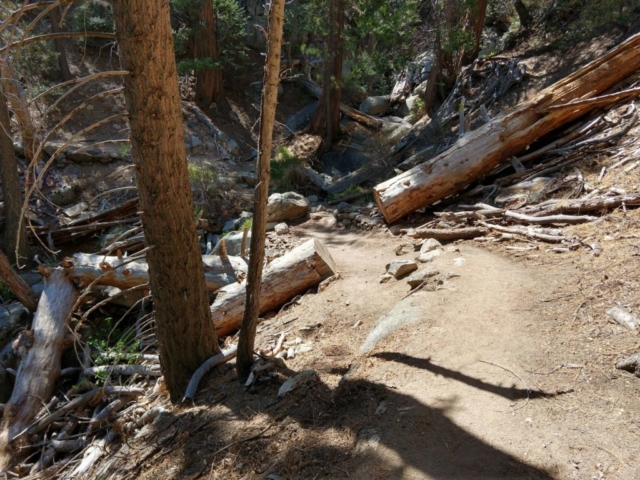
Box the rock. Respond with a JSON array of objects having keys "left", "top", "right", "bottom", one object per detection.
[
  {"left": 406, "top": 95, "right": 419, "bottom": 113},
  {"left": 285, "top": 102, "right": 318, "bottom": 133},
  {"left": 267, "top": 192, "right": 310, "bottom": 223},
  {"left": 453, "top": 257, "right": 466, "bottom": 267},
  {"left": 361, "top": 296, "right": 424, "bottom": 353},
  {"left": 213, "top": 230, "right": 251, "bottom": 256},
  {"left": 101, "top": 225, "right": 131, "bottom": 249},
  {"left": 63, "top": 201, "right": 89, "bottom": 218},
  {"left": 336, "top": 202, "right": 357, "bottom": 214},
  {"left": 418, "top": 249, "right": 441, "bottom": 263},
  {"left": 274, "top": 222, "right": 289, "bottom": 235},
  {"left": 278, "top": 370, "right": 318, "bottom": 397},
  {"left": 49, "top": 184, "right": 78, "bottom": 206},
  {"left": 18, "top": 272, "right": 42, "bottom": 286},
  {"left": 321, "top": 150, "right": 369, "bottom": 177},
  {"left": 306, "top": 195, "right": 319, "bottom": 204},
  {"left": 359, "top": 95, "right": 390, "bottom": 116},
  {"left": 0, "top": 302, "right": 29, "bottom": 347},
  {"left": 420, "top": 238, "right": 442, "bottom": 253},
  {"left": 406, "top": 268, "right": 439, "bottom": 288},
  {"left": 386, "top": 123, "right": 412, "bottom": 144},
  {"left": 266, "top": 222, "right": 278, "bottom": 231},
  {"left": 225, "top": 138, "right": 240, "bottom": 156},
  {"left": 304, "top": 166, "right": 332, "bottom": 191},
  {"left": 222, "top": 219, "right": 237, "bottom": 233},
  {"left": 386, "top": 260, "right": 418, "bottom": 279},
  {"left": 607, "top": 307, "right": 638, "bottom": 330},
  {"left": 237, "top": 171, "right": 257, "bottom": 187},
  {"left": 101, "top": 286, "right": 146, "bottom": 309},
  {"left": 379, "top": 273, "right": 394, "bottom": 284}
]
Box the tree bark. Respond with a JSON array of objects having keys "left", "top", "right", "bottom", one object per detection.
[
  {"left": 514, "top": 0, "right": 533, "bottom": 29},
  {"left": 0, "top": 84, "right": 27, "bottom": 261},
  {"left": 374, "top": 33, "right": 640, "bottom": 223},
  {"left": 462, "top": 0, "right": 488, "bottom": 65},
  {"left": 0, "top": 250, "right": 38, "bottom": 312},
  {"left": 307, "top": 0, "right": 344, "bottom": 146},
  {"left": 112, "top": 0, "right": 219, "bottom": 402},
  {"left": 214, "top": 239, "right": 336, "bottom": 338},
  {"left": 195, "top": 0, "right": 223, "bottom": 109},
  {"left": 49, "top": 7, "right": 73, "bottom": 82},
  {"left": 236, "top": 0, "right": 286, "bottom": 380},
  {"left": 0, "top": 269, "right": 78, "bottom": 471}
]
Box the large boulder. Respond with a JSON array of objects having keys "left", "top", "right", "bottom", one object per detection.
[
  {"left": 267, "top": 192, "right": 310, "bottom": 223},
  {"left": 359, "top": 95, "right": 391, "bottom": 116},
  {"left": 286, "top": 102, "right": 318, "bottom": 133}
]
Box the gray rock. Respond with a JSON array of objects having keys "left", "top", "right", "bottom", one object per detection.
[
  {"left": 361, "top": 296, "right": 424, "bottom": 353},
  {"left": 359, "top": 95, "right": 391, "bottom": 116},
  {"left": 405, "top": 95, "right": 419, "bottom": 113},
  {"left": 336, "top": 202, "right": 357, "bottom": 214},
  {"left": 420, "top": 238, "right": 442, "bottom": 253},
  {"left": 274, "top": 222, "right": 289, "bottom": 235},
  {"left": 304, "top": 166, "right": 332, "bottom": 191},
  {"left": 222, "top": 219, "right": 237, "bottom": 233},
  {"left": 225, "top": 138, "right": 240, "bottom": 156},
  {"left": 18, "top": 272, "right": 42, "bottom": 286},
  {"left": 213, "top": 230, "right": 251, "bottom": 256},
  {"left": 418, "top": 249, "right": 441, "bottom": 263},
  {"left": 406, "top": 268, "right": 439, "bottom": 288},
  {"left": 266, "top": 222, "right": 278, "bottom": 231},
  {"left": 379, "top": 273, "right": 394, "bottom": 284},
  {"left": 267, "top": 192, "right": 310, "bottom": 223},
  {"left": 285, "top": 102, "right": 318, "bottom": 133},
  {"left": 386, "top": 123, "right": 412, "bottom": 144},
  {"left": 386, "top": 260, "right": 418, "bottom": 279},
  {"left": 63, "top": 201, "right": 89, "bottom": 218},
  {"left": 306, "top": 195, "right": 319, "bottom": 204},
  {"left": 101, "top": 225, "right": 131, "bottom": 249},
  {"left": 237, "top": 172, "right": 257, "bottom": 187},
  {"left": 278, "top": 370, "right": 319, "bottom": 397},
  {"left": 0, "top": 302, "right": 29, "bottom": 347},
  {"left": 414, "top": 80, "right": 429, "bottom": 97},
  {"left": 49, "top": 184, "right": 78, "bottom": 206}
]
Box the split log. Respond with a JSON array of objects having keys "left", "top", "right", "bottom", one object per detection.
[
  {"left": 212, "top": 239, "right": 336, "bottom": 337},
  {"left": 406, "top": 227, "right": 489, "bottom": 240},
  {"left": 0, "top": 250, "right": 38, "bottom": 311},
  {"left": 0, "top": 269, "right": 78, "bottom": 471},
  {"left": 62, "top": 252, "right": 248, "bottom": 292},
  {"left": 373, "top": 33, "right": 640, "bottom": 223},
  {"left": 299, "top": 78, "right": 383, "bottom": 129}
]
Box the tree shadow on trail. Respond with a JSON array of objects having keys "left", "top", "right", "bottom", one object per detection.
[
  {"left": 138, "top": 361, "right": 554, "bottom": 480},
  {"left": 373, "top": 351, "right": 566, "bottom": 402}
]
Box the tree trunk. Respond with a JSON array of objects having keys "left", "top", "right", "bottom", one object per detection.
[
  {"left": 0, "top": 269, "right": 78, "bottom": 471},
  {"left": 49, "top": 7, "right": 73, "bottom": 82},
  {"left": 514, "top": 0, "right": 533, "bottom": 29},
  {"left": 0, "top": 250, "right": 38, "bottom": 312},
  {"left": 374, "top": 33, "right": 640, "bottom": 223},
  {"left": 0, "top": 84, "right": 27, "bottom": 262},
  {"left": 111, "top": 0, "right": 219, "bottom": 402},
  {"left": 307, "top": 0, "right": 344, "bottom": 146},
  {"left": 462, "top": 0, "right": 488, "bottom": 65},
  {"left": 195, "top": 0, "right": 223, "bottom": 109},
  {"left": 236, "top": 0, "right": 286, "bottom": 380},
  {"left": 214, "top": 239, "right": 337, "bottom": 338}
]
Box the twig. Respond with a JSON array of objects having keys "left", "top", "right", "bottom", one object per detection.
[{"left": 478, "top": 360, "right": 530, "bottom": 411}]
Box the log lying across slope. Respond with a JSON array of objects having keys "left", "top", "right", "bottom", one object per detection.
[
  {"left": 212, "top": 238, "right": 336, "bottom": 337},
  {"left": 62, "top": 253, "right": 248, "bottom": 292},
  {"left": 373, "top": 33, "right": 640, "bottom": 223}
]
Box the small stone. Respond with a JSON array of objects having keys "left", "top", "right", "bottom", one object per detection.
[
  {"left": 453, "top": 257, "right": 466, "bottom": 267},
  {"left": 418, "top": 249, "right": 441, "bottom": 263},
  {"left": 406, "top": 268, "right": 439, "bottom": 288},
  {"left": 379, "top": 273, "right": 394, "bottom": 284},
  {"left": 375, "top": 401, "right": 388, "bottom": 416},
  {"left": 274, "top": 222, "right": 289, "bottom": 235},
  {"left": 266, "top": 222, "right": 278, "bottom": 231},
  {"left": 420, "top": 238, "right": 442, "bottom": 253},
  {"left": 386, "top": 260, "right": 418, "bottom": 279},
  {"left": 63, "top": 201, "right": 89, "bottom": 218}
]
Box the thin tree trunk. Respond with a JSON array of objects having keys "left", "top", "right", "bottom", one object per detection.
[
  {"left": 236, "top": 0, "right": 286, "bottom": 379},
  {"left": 195, "top": 0, "right": 223, "bottom": 109},
  {"left": 462, "top": 0, "right": 488, "bottom": 65},
  {"left": 514, "top": 0, "right": 533, "bottom": 29},
  {"left": 49, "top": 7, "right": 73, "bottom": 82},
  {"left": 307, "top": 0, "right": 344, "bottom": 146},
  {"left": 0, "top": 84, "right": 28, "bottom": 262},
  {"left": 112, "top": 0, "right": 219, "bottom": 402},
  {"left": 0, "top": 250, "right": 38, "bottom": 312}
]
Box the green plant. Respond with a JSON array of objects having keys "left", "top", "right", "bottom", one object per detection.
[
  {"left": 69, "top": 0, "right": 115, "bottom": 49},
  {"left": 241, "top": 218, "right": 253, "bottom": 230},
  {"left": 270, "top": 146, "right": 307, "bottom": 193}
]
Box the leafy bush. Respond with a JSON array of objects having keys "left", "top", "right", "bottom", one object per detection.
[
  {"left": 271, "top": 146, "right": 307, "bottom": 193},
  {"left": 69, "top": 0, "right": 115, "bottom": 48}
]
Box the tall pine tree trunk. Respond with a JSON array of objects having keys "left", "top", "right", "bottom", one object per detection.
[
  {"left": 49, "top": 7, "right": 73, "bottom": 82},
  {"left": 195, "top": 0, "right": 223, "bottom": 109},
  {"left": 307, "top": 0, "right": 344, "bottom": 147},
  {"left": 0, "top": 84, "right": 27, "bottom": 262},
  {"left": 236, "top": 0, "right": 286, "bottom": 379},
  {"left": 111, "top": 0, "right": 219, "bottom": 402}
]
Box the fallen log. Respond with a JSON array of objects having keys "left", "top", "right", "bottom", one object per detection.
[
  {"left": 212, "top": 239, "right": 336, "bottom": 337},
  {"left": 522, "top": 193, "right": 640, "bottom": 216},
  {"left": 299, "top": 78, "right": 383, "bottom": 129},
  {"left": 62, "top": 252, "right": 248, "bottom": 292},
  {"left": 0, "top": 250, "right": 38, "bottom": 311},
  {"left": 373, "top": 33, "right": 640, "bottom": 223},
  {"left": 0, "top": 269, "right": 78, "bottom": 471},
  {"left": 406, "top": 227, "right": 489, "bottom": 240}
]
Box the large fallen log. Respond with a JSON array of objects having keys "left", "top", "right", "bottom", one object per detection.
[
  {"left": 0, "top": 269, "right": 78, "bottom": 471},
  {"left": 212, "top": 239, "right": 336, "bottom": 337},
  {"left": 61, "top": 253, "right": 248, "bottom": 292},
  {"left": 373, "top": 33, "right": 640, "bottom": 223}
]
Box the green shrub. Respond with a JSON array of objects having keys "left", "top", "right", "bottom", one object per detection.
[
  {"left": 69, "top": 0, "right": 115, "bottom": 48},
  {"left": 271, "top": 146, "right": 307, "bottom": 193}
]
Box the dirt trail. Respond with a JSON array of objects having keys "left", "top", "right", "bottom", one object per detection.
[{"left": 285, "top": 219, "right": 639, "bottom": 480}]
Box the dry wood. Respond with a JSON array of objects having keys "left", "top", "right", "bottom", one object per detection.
[
  {"left": 406, "top": 227, "right": 489, "bottom": 240},
  {"left": 504, "top": 211, "right": 598, "bottom": 225},
  {"left": 212, "top": 239, "right": 336, "bottom": 337},
  {"left": 374, "top": 33, "right": 640, "bottom": 223},
  {"left": 183, "top": 345, "right": 238, "bottom": 401},
  {"left": 299, "top": 78, "right": 383, "bottom": 129},
  {"left": 62, "top": 252, "right": 247, "bottom": 292},
  {"left": 0, "top": 251, "right": 39, "bottom": 311},
  {"left": 83, "top": 364, "right": 162, "bottom": 377},
  {"left": 615, "top": 354, "right": 640, "bottom": 377},
  {"left": 0, "top": 269, "right": 78, "bottom": 470},
  {"left": 479, "top": 222, "right": 575, "bottom": 243},
  {"left": 524, "top": 193, "right": 640, "bottom": 216}
]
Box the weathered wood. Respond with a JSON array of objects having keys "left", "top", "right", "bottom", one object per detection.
[
  {"left": 184, "top": 345, "right": 238, "bottom": 401},
  {"left": 212, "top": 239, "right": 336, "bottom": 337},
  {"left": 615, "top": 354, "right": 640, "bottom": 377},
  {"left": 62, "top": 253, "right": 247, "bottom": 292},
  {"left": 524, "top": 193, "right": 640, "bottom": 216},
  {"left": 0, "top": 250, "right": 38, "bottom": 311},
  {"left": 0, "top": 269, "right": 78, "bottom": 470},
  {"left": 407, "top": 227, "right": 489, "bottom": 240},
  {"left": 374, "top": 33, "right": 640, "bottom": 223}
]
